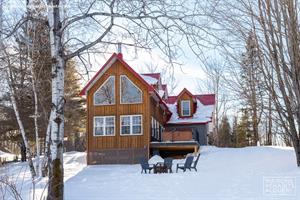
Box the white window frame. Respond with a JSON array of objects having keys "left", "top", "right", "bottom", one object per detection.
[
  {"left": 93, "top": 116, "right": 116, "bottom": 136},
  {"left": 120, "top": 115, "right": 143, "bottom": 136},
  {"left": 181, "top": 100, "right": 191, "bottom": 116},
  {"left": 120, "top": 75, "right": 143, "bottom": 104},
  {"left": 93, "top": 76, "right": 115, "bottom": 106}
]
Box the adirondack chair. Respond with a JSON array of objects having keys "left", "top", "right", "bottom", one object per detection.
[
  {"left": 191, "top": 153, "right": 200, "bottom": 171},
  {"left": 164, "top": 158, "right": 173, "bottom": 173},
  {"left": 176, "top": 156, "right": 194, "bottom": 172},
  {"left": 139, "top": 158, "right": 154, "bottom": 174}
]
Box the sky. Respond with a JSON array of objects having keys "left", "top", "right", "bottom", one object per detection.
[
  {"left": 1, "top": 0, "right": 212, "bottom": 96},
  {"left": 86, "top": 47, "right": 208, "bottom": 96}
]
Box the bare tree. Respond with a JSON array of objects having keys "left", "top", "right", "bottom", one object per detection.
[
  {"left": 43, "top": 0, "right": 214, "bottom": 199},
  {"left": 197, "top": 58, "right": 229, "bottom": 145},
  {"left": 207, "top": 0, "right": 300, "bottom": 166}
]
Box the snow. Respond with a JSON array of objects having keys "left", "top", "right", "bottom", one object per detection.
[
  {"left": 158, "top": 89, "right": 165, "bottom": 98},
  {"left": 1, "top": 147, "right": 300, "bottom": 200},
  {"left": 167, "top": 99, "right": 214, "bottom": 124},
  {"left": 140, "top": 74, "right": 158, "bottom": 85},
  {"left": 0, "top": 150, "right": 16, "bottom": 162},
  {"left": 148, "top": 155, "right": 164, "bottom": 164}
]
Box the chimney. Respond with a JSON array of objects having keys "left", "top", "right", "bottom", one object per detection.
[
  {"left": 117, "top": 43, "right": 122, "bottom": 53},
  {"left": 117, "top": 42, "right": 123, "bottom": 59}
]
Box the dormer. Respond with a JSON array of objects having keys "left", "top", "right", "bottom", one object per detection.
[{"left": 177, "top": 88, "right": 197, "bottom": 118}]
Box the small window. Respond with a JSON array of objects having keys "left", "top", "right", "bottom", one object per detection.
[
  {"left": 94, "top": 116, "right": 115, "bottom": 136},
  {"left": 181, "top": 100, "right": 191, "bottom": 116},
  {"left": 121, "top": 115, "right": 142, "bottom": 135},
  {"left": 94, "top": 76, "right": 115, "bottom": 105},
  {"left": 120, "top": 75, "right": 142, "bottom": 104}
]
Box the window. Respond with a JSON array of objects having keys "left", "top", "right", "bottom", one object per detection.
[
  {"left": 121, "top": 115, "right": 142, "bottom": 135},
  {"left": 94, "top": 76, "right": 115, "bottom": 105},
  {"left": 181, "top": 100, "right": 191, "bottom": 116},
  {"left": 151, "top": 117, "right": 163, "bottom": 141},
  {"left": 120, "top": 75, "right": 142, "bottom": 104},
  {"left": 94, "top": 116, "right": 115, "bottom": 136}
]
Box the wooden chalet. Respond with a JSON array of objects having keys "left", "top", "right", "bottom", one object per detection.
[{"left": 80, "top": 53, "right": 215, "bottom": 164}]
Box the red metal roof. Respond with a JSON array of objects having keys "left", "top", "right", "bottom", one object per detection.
[
  {"left": 195, "top": 94, "right": 216, "bottom": 105},
  {"left": 141, "top": 73, "right": 161, "bottom": 80},
  {"left": 165, "top": 96, "right": 177, "bottom": 104},
  {"left": 166, "top": 94, "right": 215, "bottom": 105},
  {"left": 80, "top": 53, "right": 154, "bottom": 95},
  {"left": 79, "top": 52, "right": 215, "bottom": 125}
]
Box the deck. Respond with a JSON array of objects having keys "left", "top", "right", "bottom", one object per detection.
[{"left": 150, "top": 141, "right": 199, "bottom": 158}]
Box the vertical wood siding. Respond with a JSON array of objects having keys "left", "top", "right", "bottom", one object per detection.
[
  {"left": 177, "top": 92, "right": 195, "bottom": 118},
  {"left": 87, "top": 60, "right": 150, "bottom": 153}
]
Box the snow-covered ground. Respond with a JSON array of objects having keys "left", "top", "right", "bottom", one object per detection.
[
  {"left": 0, "top": 150, "right": 16, "bottom": 162},
  {"left": 1, "top": 146, "right": 300, "bottom": 200}
]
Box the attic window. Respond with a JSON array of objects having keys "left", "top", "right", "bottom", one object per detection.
[
  {"left": 181, "top": 100, "right": 191, "bottom": 116},
  {"left": 94, "top": 76, "right": 115, "bottom": 105},
  {"left": 120, "top": 75, "right": 142, "bottom": 104}
]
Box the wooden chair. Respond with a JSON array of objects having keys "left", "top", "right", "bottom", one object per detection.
[
  {"left": 191, "top": 153, "right": 200, "bottom": 171},
  {"left": 139, "top": 158, "right": 154, "bottom": 174},
  {"left": 164, "top": 158, "right": 173, "bottom": 173},
  {"left": 176, "top": 156, "right": 194, "bottom": 172}
]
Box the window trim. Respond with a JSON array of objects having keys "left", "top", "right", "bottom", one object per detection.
[
  {"left": 120, "top": 75, "right": 143, "bottom": 104},
  {"left": 93, "top": 75, "right": 116, "bottom": 106},
  {"left": 93, "top": 116, "right": 116, "bottom": 137},
  {"left": 120, "top": 115, "right": 143, "bottom": 136},
  {"left": 181, "top": 100, "right": 191, "bottom": 116}
]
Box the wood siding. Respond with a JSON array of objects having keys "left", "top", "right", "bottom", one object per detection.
[
  {"left": 177, "top": 92, "right": 195, "bottom": 118},
  {"left": 149, "top": 97, "right": 167, "bottom": 124},
  {"left": 86, "top": 60, "right": 151, "bottom": 164}
]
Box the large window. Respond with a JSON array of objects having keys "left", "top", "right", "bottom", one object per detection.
[
  {"left": 151, "top": 117, "right": 163, "bottom": 141},
  {"left": 94, "top": 116, "right": 115, "bottom": 136},
  {"left": 120, "top": 115, "right": 142, "bottom": 135},
  {"left": 94, "top": 76, "right": 115, "bottom": 105},
  {"left": 120, "top": 75, "right": 142, "bottom": 104},
  {"left": 181, "top": 100, "right": 191, "bottom": 116}
]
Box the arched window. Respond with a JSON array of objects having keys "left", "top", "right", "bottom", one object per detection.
[
  {"left": 94, "top": 76, "right": 115, "bottom": 105},
  {"left": 120, "top": 75, "right": 142, "bottom": 104}
]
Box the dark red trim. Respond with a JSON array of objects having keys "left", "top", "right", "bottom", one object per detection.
[
  {"left": 80, "top": 53, "right": 154, "bottom": 95},
  {"left": 167, "top": 121, "right": 211, "bottom": 125},
  {"left": 177, "top": 88, "right": 194, "bottom": 99},
  {"left": 141, "top": 73, "right": 161, "bottom": 80},
  {"left": 80, "top": 53, "right": 117, "bottom": 95}
]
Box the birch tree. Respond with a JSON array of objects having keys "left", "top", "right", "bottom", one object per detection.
[{"left": 1, "top": 0, "right": 219, "bottom": 198}]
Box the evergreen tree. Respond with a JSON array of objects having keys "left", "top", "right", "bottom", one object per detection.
[
  {"left": 236, "top": 109, "right": 251, "bottom": 147},
  {"left": 218, "top": 115, "right": 231, "bottom": 147},
  {"left": 240, "top": 31, "right": 264, "bottom": 145},
  {"left": 231, "top": 115, "right": 238, "bottom": 147}
]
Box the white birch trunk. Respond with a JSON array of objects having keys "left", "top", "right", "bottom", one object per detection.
[
  {"left": 47, "top": 0, "right": 65, "bottom": 199},
  {"left": 31, "top": 68, "right": 41, "bottom": 178},
  {"left": 42, "top": 110, "right": 53, "bottom": 177},
  {"left": 0, "top": 0, "right": 36, "bottom": 179},
  {"left": 6, "top": 67, "right": 37, "bottom": 178}
]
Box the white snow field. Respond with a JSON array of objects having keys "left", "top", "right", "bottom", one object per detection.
[
  {"left": 1, "top": 146, "right": 300, "bottom": 200},
  {"left": 0, "top": 150, "right": 17, "bottom": 162}
]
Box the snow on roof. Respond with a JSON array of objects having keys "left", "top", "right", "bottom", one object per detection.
[
  {"left": 167, "top": 99, "right": 214, "bottom": 124},
  {"left": 158, "top": 90, "right": 165, "bottom": 98},
  {"left": 140, "top": 74, "right": 158, "bottom": 85}
]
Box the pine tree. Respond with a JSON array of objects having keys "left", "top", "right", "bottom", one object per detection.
[
  {"left": 236, "top": 109, "right": 251, "bottom": 147},
  {"left": 240, "top": 31, "right": 264, "bottom": 145},
  {"left": 218, "top": 115, "right": 231, "bottom": 147},
  {"left": 231, "top": 115, "right": 238, "bottom": 147}
]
